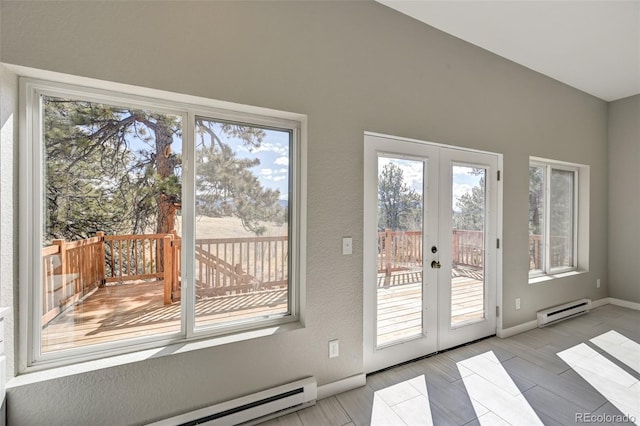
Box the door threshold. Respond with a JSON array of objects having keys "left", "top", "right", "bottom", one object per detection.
[{"left": 366, "top": 334, "right": 496, "bottom": 377}]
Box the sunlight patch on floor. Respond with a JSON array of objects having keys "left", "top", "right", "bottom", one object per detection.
[
  {"left": 457, "top": 351, "right": 543, "bottom": 426},
  {"left": 371, "top": 375, "right": 434, "bottom": 425},
  {"left": 590, "top": 330, "right": 640, "bottom": 374},
  {"left": 557, "top": 342, "right": 640, "bottom": 421}
]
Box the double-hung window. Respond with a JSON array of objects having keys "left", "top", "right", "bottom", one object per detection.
[
  {"left": 20, "top": 78, "right": 305, "bottom": 371},
  {"left": 528, "top": 158, "right": 580, "bottom": 277}
]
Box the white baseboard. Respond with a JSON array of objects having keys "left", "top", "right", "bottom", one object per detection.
[
  {"left": 609, "top": 298, "right": 640, "bottom": 311},
  {"left": 317, "top": 373, "right": 366, "bottom": 400},
  {"left": 590, "top": 298, "right": 610, "bottom": 309},
  {"left": 497, "top": 297, "right": 639, "bottom": 339},
  {"left": 496, "top": 320, "right": 538, "bottom": 338}
]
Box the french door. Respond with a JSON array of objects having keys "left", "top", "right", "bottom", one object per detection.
[{"left": 364, "top": 133, "right": 501, "bottom": 373}]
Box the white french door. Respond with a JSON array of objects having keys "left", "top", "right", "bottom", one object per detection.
[{"left": 364, "top": 133, "right": 501, "bottom": 373}]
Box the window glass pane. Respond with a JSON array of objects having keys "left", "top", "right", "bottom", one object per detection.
[
  {"left": 194, "top": 118, "right": 290, "bottom": 329},
  {"left": 41, "top": 96, "right": 182, "bottom": 353},
  {"left": 528, "top": 166, "right": 545, "bottom": 273},
  {"left": 550, "top": 169, "right": 574, "bottom": 269},
  {"left": 376, "top": 157, "right": 424, "bottom": 347}
]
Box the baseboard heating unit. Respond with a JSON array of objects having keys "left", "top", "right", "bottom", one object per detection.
[
  {"left": 537, "top": 298, "right": 592, "bottom": 327},
  {"left": 149, "top": 377, "right": 317, "bottom": 426}
]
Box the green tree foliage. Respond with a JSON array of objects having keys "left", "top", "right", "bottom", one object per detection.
[
  {"left": 43, "top": 97, "right": 168, "bottom": 242},
  {"left": 529, "top": 166, "right": 544, "bottom": 236},
  {"left": 195, "top": 119, "right": 286, "bottom": 235},
  {"left": 43, "top": 97, "right": 285, "bottom": 244},
  {"left": 528, "top": 165, "right": 573, "bottom": 238},
  {"left": 453, "top": 176, "right": 486, "bottom": 231},
  {"left": 377, "top": 163, "right": 422, "bottom": 231},
  {"left": 528, "top": 165, "right": 574, "bottom": 267}
]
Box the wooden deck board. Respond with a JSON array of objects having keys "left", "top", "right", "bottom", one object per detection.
[
  {"left": 42, "top": 281, "right": 287, "bottom": 353},
  {"left": 42, "top": 268, "right": 484, "bottom": 353},
  {"left": 376, "top": 269, "right": 485, "bottom": 346}
]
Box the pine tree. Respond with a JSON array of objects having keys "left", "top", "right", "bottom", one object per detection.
[
  {"left": 378, "top": 163, "right": 422, "bottom": 231},
  {"left": 43, "top": 97, "right": 285, "bottom": 244},
  {"left": 453, "top": 177, "right": 486, "bottom": 231},
  {"left": 195, "top": 120, "right": 285, "bottom": 235}
]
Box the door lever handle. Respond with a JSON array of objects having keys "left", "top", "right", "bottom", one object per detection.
[{"left": 431, "top": 260, "right": 441, "bottom": 269}]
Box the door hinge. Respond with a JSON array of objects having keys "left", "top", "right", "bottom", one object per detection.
[
  {"left": 497, "top": 238, "right": 500, "bottom": 249},
  {"left": 497, "top": 170, "right": 501, "bottom": 181},
  {"left": 496, "top": 306, "right": 500, "bottom": 317}
]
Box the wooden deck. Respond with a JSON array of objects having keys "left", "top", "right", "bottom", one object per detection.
[
  {"left": 377, "top": 268, "right": 484, "bottom": 347},
  {"left": 42, "top": 281, "right": 288, "bottom": 353},
  {"left": 42, "top": 268, "right": 483, "bottom": 354}
]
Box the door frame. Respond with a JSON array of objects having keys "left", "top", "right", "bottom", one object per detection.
[{"left": 363, "top": 131, "right": 503, "bottom": 374}]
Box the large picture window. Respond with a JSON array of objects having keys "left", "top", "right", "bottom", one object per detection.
[
  {"left": 528, "top": 159, "right": 579, "bottom": 276},
  {"left": 20, "top": 78, "right": 305, "bottom": 370}
]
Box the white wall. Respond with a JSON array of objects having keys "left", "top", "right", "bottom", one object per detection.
[
  {"left": 0, "top": 1, "right": 609, "bottom": 424},
  {"left": 0, "top": 46, "right": 18, "bottom": 390},
  {"left": 608, "top": 94, "right": 640, "bottom": 303}
]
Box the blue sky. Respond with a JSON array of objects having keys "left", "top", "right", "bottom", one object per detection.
[
  {"left": 207, "top": 124, "right": 291, "bottom": 201},
  {"left": 378, "top": 157, "right": 483, "bottom": 210}
]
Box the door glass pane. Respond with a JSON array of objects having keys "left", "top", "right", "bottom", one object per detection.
[
  {"left": 451, "top": 165, "right": 486, "bottom": 326},
  {"left": 376, "top": 157, "right": 424, "bottom": 347},
  {"left": 41, "top": 96, "right": 182, "bottom": 353},
  {"left": 194, "top": 118, "right": 291, "bottom": 330},
  {"left": 550, "top": 169, "right": 574, "bottom": 269}
]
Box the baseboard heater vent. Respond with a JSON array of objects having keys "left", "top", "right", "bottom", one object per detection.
[
  {"left": 537, "top": 298, "right": 591, "bottom": 327},
  {"left": 149, "top": 377, "right": 316, "bottom": 426}
]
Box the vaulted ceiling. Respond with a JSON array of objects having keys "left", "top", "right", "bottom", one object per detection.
[{"left": 376, "top": 0, "right": 640, "bottom": 102}]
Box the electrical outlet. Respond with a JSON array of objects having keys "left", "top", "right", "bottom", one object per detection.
[
  {"left": 329, "top": 339, "right": 339, "bottom": 358},
  {"left": 515, "top": 298, "right": 521, "bottom": 310},
  {"left": 597, "top": 278, "right": 601, "bottom": 288}
]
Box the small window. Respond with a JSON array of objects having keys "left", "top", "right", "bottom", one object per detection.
[
  {"left": 21, "top": 78, "right": 305, "bottom": 370},
  {"left": 528, "top": 159, "right": 580, "bottom": 276}
]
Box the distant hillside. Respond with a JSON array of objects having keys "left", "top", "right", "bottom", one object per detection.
[{"left": 175, "top": 215, "right": 288, "bottom": 239}]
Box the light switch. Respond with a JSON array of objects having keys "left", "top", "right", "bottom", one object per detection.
[{"left": 342, "top": 237, "right": 353, "bottom": 255}]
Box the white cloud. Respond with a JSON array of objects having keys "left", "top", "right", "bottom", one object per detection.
[
  {"left": 272, "top": 176, "right": 287, "bottom": 182},
  {"left": 452, "top": 183, "right": 473, "bottom": 201},
  {"left": 259, "top": 169, "right": 274, "bottom": 176},
  {"left": 453, "top": 165, "right": 478, "bottom": 177},
  {"left": 274, "top": 156, "right": 289, "bottom": 166},
  {"left": 252, "top": 142, "right": 288, "bottom": 156},
  {"left": 378, "top": 157, "right": 424, "bottom": 193}
]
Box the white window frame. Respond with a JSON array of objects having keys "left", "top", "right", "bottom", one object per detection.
[
  {"left": 19, "top": 77, "right": 306, "bottom": 372},
  {"left": 528, "top": 157, "right": 586, "bottom": 279}
]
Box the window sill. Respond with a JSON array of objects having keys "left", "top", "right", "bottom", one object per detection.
[
  {"left": 8, "top": 320, "right": 303, "bottom": 389},
  {"left": 528, "top": 269, "right": 586, "bottom": 285}
]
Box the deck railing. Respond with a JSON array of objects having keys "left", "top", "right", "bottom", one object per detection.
[
  {"left": 42, "top": 232, "right": 287, "bottom": 324},
  {"left": 452, "top": 230, "right": 484, "bottom": 268},
  {"left": 528, "top": 234, "right": 572, "bottom": 271},
  {"left": 195, "top": 236, "right": 288, "bottom": 297},
  {"left": 377, "top": 229, "right": 485, "bottom": 274},
  {"left": 377, "top": 230, "right": 423, "bottom": 275},
  {"left": 42, "top": 233, "right": 105, "bottom": 325},
  {"left": 378, "top": 229, "right": 549, "bottom": 274}
]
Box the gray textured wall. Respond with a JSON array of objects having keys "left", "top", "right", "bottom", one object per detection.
[
  {"left": 0, "top": 1, "right": 609, "bottom": 424},
  {"left": 608, "top": 94, "right": 640, "bottom": 303}
]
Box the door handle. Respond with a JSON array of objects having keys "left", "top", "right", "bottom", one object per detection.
[{"left": 431, "top": 260, "right": 441, "bottom": 269}]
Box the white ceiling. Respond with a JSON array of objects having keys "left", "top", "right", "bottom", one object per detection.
[{"left": 376, "top": 0, "right": 640, "bottom": 102}]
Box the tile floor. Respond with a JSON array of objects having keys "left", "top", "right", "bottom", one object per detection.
[{"left": 259, "top": 304, "right": 640, "bottom": 425}]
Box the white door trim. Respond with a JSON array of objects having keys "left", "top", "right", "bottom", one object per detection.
[{"left": 363, "top": 132, "right": 503, "bottom": 374}]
